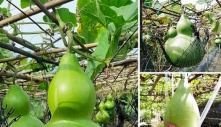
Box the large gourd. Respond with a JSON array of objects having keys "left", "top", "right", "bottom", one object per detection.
[
  {"left": 2, "top": 85, "right": 44, "bottom": 127},
  {"left": 44, "top": 53, "right": 99, "bottom": 127},
  {"left": 164, "top": 78, "right": 200, "bottom": 127},
  {"left": 165, "top": 14, "right": 204, "bottom": 67}
]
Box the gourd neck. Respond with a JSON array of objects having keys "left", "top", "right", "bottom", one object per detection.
[
  {"left": 58, "top": 53, "right": 83, "bottom": 73},
  {"left": 176, "top": 14, "right": 193, "bottom": 36},
  {"left": 177, "top": 79, "right": 191, "bottom": 91}
]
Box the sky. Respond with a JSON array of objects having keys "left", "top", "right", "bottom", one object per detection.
[{"left": 1, "top": 0, "right": 77, "bottom": 49}]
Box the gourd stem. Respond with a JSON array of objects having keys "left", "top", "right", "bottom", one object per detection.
[
  {"left": 66, "top": 30, "right": 73, "bottom": 53},
  {"left": 55, "top": 11, "right": 68, "bottom": 47}
]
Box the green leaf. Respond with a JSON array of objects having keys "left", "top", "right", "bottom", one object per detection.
[
  {"left": 80, "top": 0, "right": 107, "bottom": 27},
  {"left": 0, "top": 0, "right": 3, "bottom": 5},
  {"left": 204, "top": 11, "right": 215, "bottom": 24},
  {"left": 57, "top": 8, "right": 77, "bottom": 27},
  {"left": 98, "top": 0, "right": 132, "bottom": 7},
  {"left": 77, "top": 0, "right": 92, "bottom": 10},
  {"left": 20, "top": 58, "right": 28, "bottom": 65},
  {"left": 85, "top": 27, "right": 109, "bottom": 80},
  {"left": 110, "top": 0, "right": 138, "bottom": 21},
  {"left": 20, "top": 0, "right": 47, "bottom": 9},
  {"left": 43, "top": 14, "right": 55, "bottom": 29},
  {"left": 106, "top": 28, "right": 122, "bottom": 59},
  {"left": 144, "top": 0, "right": 152, "bottom": 7},
  {"left": 211, "top": 20, "right": 221, "bottom": 33},
  {"left": 25, "top": 85, "right": 32, "bottom": 91},
  {"left": 0, "top": 83, "right": 6, "bottom": 90},
  {"left": 30, "top": 63, "right": 43, "bottom": 70},
  {"left": 38, "top": 82, "right": 48, "bottom": 90}
]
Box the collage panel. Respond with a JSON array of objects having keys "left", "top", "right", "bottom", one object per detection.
[
  {"left": 140, "top": 0, "right": 221, "bottom": 72},
  {"left": 139, "top": 73, "right": 221, "bottom": 127},
  {"left": 0, "top": 0, "right": 138, "bottom": 127}
]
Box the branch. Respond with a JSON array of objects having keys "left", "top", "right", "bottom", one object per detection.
[
  {"left": 148, "top": 74, "right": 164, "bottom": 94},
  {"left": 0, "top": 43, "right": 98, "bottom": 63},
  {"left": 110, "top": 57, "right": 137, "bottom": 66},
  {"left": 0, "top": 70, "right": 53, "bottom": 82},
  {"left": 216, "top": 0, "right": 221, "bottom": 8},
  {"left": 3, "top": 29, "right": 40, "bottom": 52},
  {"left": 142, "top": 5, "right": 179, "bottom": 17},
  {"left": 73, "top": 36, "right": 92, "bottom": 53},
  {"left": 0, "top": 0, "right": 73, "bottom": 27},
  {"left": 0, "top": 41, "right": 58, "bottom": 65},
  {"left": 31, "top": 0, "right": 59, "bottom": 25}
]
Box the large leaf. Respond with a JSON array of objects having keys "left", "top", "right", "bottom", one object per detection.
[
  {"left": 77, "top": 0, "right": 92, "bottom": 10},
  {"left": 98, "top": 0, "right": 132, "bottom": 7},
  {"left": 106, "top": 28, "right": 122, "bottom": 59},
  {"left": 57, "top": 8, "right": 77, "bottom": 27},
  {"left": 85, "top": 27, "right": 109, "bottom": 80},
  {"left": 110, "top": 0, "right": 138, "bottom": 22},
  {"left": 77, "top": 0, "right": 98, "bottom": 43},
  {"left": 211, "top": 20, "right": 221, "bottom": 33},
  {"left": 80, "top": 0, "right": 107, "bottom": 27},
  {"left": 20, "top": 0, "right": 47, "bottom": 9}
]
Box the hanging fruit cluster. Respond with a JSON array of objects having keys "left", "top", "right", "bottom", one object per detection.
[
  {"left": 95, "top": 94, "right": 115, "bottom": 124},
  {"left": 164, "top": 78, "right": 200, "bottom": 127},
  {"left": 165, "top": 14, "right": 205, "bottom": 67},
  {"left": 2, "top": 85, "right": 44, "bottom": 127}
]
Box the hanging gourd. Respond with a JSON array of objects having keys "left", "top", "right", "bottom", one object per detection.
[
  {"left": 165, "top": 14, "right": 205, "bottom": 67},
  {"left": 95, "top": 101, "right": 110, "bottom": 124},
  {"left": 164, "top": 77, "right": 200, "bottom": 127},
  {"left": 2, "top": 85, "right": 44, "bottom": 127},
  {"left": 167, "top": 27, "right": 177, "bottom": 39},
  {"left": 165, "top": 27, "right": 177, "bottom": 48},
  {"left": 44, "top": 53, "right": 99, "bottom": 127},
  {"left": 104, "top": 94, "right": 115, "bottom": 110}
]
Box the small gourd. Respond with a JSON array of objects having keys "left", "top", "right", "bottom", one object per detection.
[
  {"left": 104, "top": 94, "right": 115, "bottom": 110},
  {"left": 3, "top": 85, "right": 44, "bottom": 127},
  {"left": 44, "top": 53, "right": 99, "bottom": 127},
  {"left": 164, "top": 78, "right": 200, "bottom": 127},
  {"left": 95, "top": 101, "right": 110, "bottom": 124},
  {"left": 167, "top": 27, "right": 177, "bottom": 38}
]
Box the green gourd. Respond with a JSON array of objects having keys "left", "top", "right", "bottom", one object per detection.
[
  {"left": 44, "top": 53, "right": 99, "bottom": 127},
  {"left": 165, "top": 27, "right": 177, "bottom": 49},
  {"left": 164, "top": 79, "right": 200, "bottom": 127},
  {"left": 3, "top": 85, "right": 44, "bottom": 127},
  {"left": 95, "top": 101, "right": 110, "bottom": 124},
  {"left": 104, "top": 94, "right": 115, "bottom": 110},
  {"left": 95, "top": 110, "right": 110, "bottom": 124},
  {"left": 167, "top": 27, "right": 177, "bottom": 38},
  {"left": 165, "top": 14, "right": 204, "bottom": 67}
]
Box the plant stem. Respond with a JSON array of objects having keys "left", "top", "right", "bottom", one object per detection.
[
  {"left": 55, "top": 11, "right": 68, "bottom": 47},
  {"left": 66, "top": 30, "right": 73, "bottom": 53},
  {"left": 16, "top": 22, "right": 56, "bottom": 25},
  {"left": 70, "top": 47, "right": 104, "bottom": 63}
]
